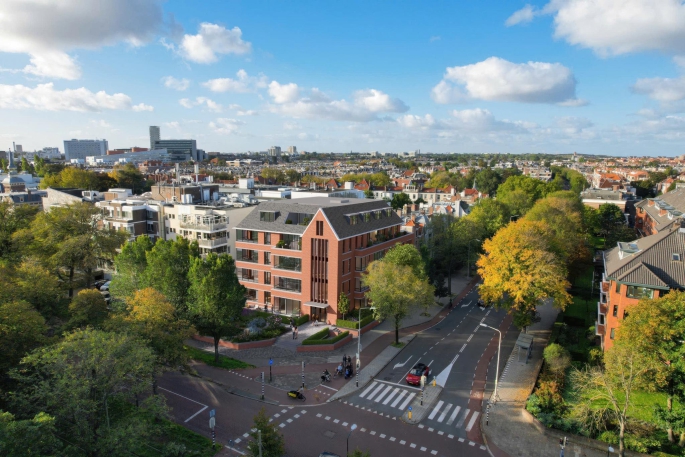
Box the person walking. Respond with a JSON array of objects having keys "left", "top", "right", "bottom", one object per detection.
[
  {"left": 294, "top": 325, "right": 299, "bottom": 339},
  {"left": 292, "top": 325, "right": 296, "bottom": 339}
]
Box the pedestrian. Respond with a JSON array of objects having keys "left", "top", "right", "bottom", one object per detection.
[
  {"left": 294, "top": 325, "right": 298, "bottom": 339},
  {"left": 343, "top": 354, "right": 347, "bottom": 366},
  {"left": 292, "top": 325, "right": 296, "bottom": 339}
]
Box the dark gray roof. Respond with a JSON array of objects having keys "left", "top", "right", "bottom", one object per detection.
[
  {"left": 604, "top": 225, "right": 685, "bottom": 289},
  {"left": 235, "top": 197, "right": 400, "bottom": 239},
  {"left": 635, "top": 187, "right": 685, "bottom": 232}
]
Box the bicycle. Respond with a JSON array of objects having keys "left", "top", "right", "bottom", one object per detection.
[{"left": 287, "top": 389, "right": 306, "bottom": 401}]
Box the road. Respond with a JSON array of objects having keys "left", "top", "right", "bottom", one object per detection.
[{"left": 344, "top": 285, "right": 518, "bottom": 439}]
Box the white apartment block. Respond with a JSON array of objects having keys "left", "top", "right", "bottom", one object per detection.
[{"left": 64, "top": 139, "right": 108, "bottom": 161}]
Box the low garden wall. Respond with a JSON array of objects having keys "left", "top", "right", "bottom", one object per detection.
[
  {"left": 192, "top": 335, "right": 277, "bottom": 350},
  {"left": 338, "top": 319, "right": 380, "bottom": 338},
  {"left": 296, "top": 327, "right": 352, "bottom": 352}
]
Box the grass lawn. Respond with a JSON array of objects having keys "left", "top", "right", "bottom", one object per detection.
[
  {"left": 564, "top": 296, "right": 596, "bottom": 327},
  {"left": 184, "top": 345, "right": 254, "bottom": 370}
]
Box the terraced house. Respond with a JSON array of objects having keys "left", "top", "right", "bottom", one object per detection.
[
  {"left": 234, "top": 197, "right": 415, "bottom": 324},
  {"left": 634, "top": 187, "right": 685, "bottom": 237},
  {"left": 597, "top": 220, "right": 685, "bottom": 350}
]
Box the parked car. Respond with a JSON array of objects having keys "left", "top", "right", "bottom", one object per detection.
[
  {"left": 100, "top": 291, "right": 111, "bottom": 305},
  {"left": 99, "top": 281, "right": 111, "bottom": 292},
  {"left": 406, "top": 362, "right": 431, "bottom": 386},
  {"left": 93, "top": 279, "right": 107, "bottom": 289},
  {"left": 319, "top": 453, "right": 341, "bottom": 457}
]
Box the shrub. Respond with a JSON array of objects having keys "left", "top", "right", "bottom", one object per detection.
[
  {"left": 302, "top": 330, "right": 350, "bottom": 346},
  {"left": 285, "top": 220, "right": 292, "bottom": 225},
  {"left": 336, "top": 316, "right": 375, "bottom": 330},
  {"left": 535, "top": 380, "right": 566, "bottom": 415},
  {"left": 294, "top": 314, "right": 309, "bottom": 326},
  {"left": 543, "top": 343, "right": 572, "bottom": 375},
  {"left": 303, "top": 327, "right": 329, "bottom": 342},
  {"left": 231, "top": 326, "right": 288, "bottom": 342}
]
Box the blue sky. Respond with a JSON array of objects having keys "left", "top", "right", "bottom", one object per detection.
[{"left": 1, "top": 0, "right": 685, "bottom": 156}]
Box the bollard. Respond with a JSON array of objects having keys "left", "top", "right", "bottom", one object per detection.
[
  {"left": 261, "top": 372, "right": 265, "bottom": 400},
  {"left": 432, "top": 377, "right": 436, "bottom": 387},
  {"left": 408, "top": 411, "right": 412, "bottom": 420}
]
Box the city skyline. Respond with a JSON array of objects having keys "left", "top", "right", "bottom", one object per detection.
[{"left": 1, "top": 0, "right": 685, "bottom": 156}]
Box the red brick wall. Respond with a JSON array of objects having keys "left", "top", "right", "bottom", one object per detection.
[{"left": 603, "top": 280, "right": 661, "bottom": 350}]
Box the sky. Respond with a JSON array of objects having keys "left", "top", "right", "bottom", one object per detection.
[{"left": 1, "top": 0, "right": 685, "bottom": 156}]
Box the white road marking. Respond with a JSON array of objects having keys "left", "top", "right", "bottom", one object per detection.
[
  {"left": 366, "top": 384, "right": 385, "bottom": 401},
  {"left": 382, "top": 388, "right": 400, "bottom": 405},
  {"left": 427, "top": 400, "right": 444, "bottom": 420},
  {"left": 360, "top": 381, "right": 378, "bottom": 398},
  {"left": 465, "top": 411, "right": 480, "bottom": 432},
  {"left": 393, "top": 355, "right": 413, "bottom": 369},
  {"left": 437, "top": 403, "right": 453, "bottom": 423},
  {"left": 158, "top": 387, "right": 209, "bottom": 423},
  {"left": 455, "top": 409, "right": 470, "bottom": 428},
  {"left": 460, "top": 344, "right": 467, "bottom": 353},
  {"left": 390, "top": 390, "right": 407, "bottom": 407},
  {"left": 467, "top": 334, "right": 474, "bottom": 342},
  {"left": 374, "top": 385, "right": 393, "bottom": 403},
  {"left": 398, "top": 392, "right": 416, "bottom": 410},
  {"left": 446, "top": 406, "right": 461, "bottom": 425}
]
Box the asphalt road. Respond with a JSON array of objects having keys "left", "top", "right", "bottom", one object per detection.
[{"left": 344, "top": 286, "right": 518, "bottom": 438}]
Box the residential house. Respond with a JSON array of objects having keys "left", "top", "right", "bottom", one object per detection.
[{"left": 634, "top": 187, "right": 685, "bottom": 236}]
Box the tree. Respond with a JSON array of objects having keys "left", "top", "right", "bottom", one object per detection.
[
  {"left": 382, "top": 243, "right": 427, "bottom": 279},
  {"left": 247, "top": 408, "right": 285, "bottom": 457},
  {"left": 0, "top": 201, "right": 38, "bottom": 260},
  {"left": 0, "top": 258, "right": 64, "bottom": 318},
  {"left": 0, "top": 300, "right": 47, "bottom": 374},
  {"left": 477, "top": 220, "right": 571, "bottom": 329},
  {"left": 390, "top": 193, "right": 412, "bottom": 211},
  {"left": 369, "top": 171, "right": 391, "bottom": 187},
  {"left": 284, "top": 169, "right": 301, "bottom": 183},
  {"left": 474, "top": 168, "right": 502, "bottom": 195},
  {"left": 0, "top": 411, "right": 62, "bottom": 457},
  {"left": 338, "top": 292, "right": 350, "bottom": 320},
  {"left": 261, "top": 167, "right": 286, "bottom": 184},
  {"left": 109, "top": 163, "right": 147, "bottom": 193},
  {"left": 123, "top": 288, "right": 194, "bottom": 368},
  {"left": 68, "top": 289, "right": 109, "bottom": 329},
  {"left": 616, "top": 290, "right": 685, "bottom": 444},
  {"left": 143, "top": 237, "right": 198, "bottom": 315},
  {"left": 39, "top": 167, "right": 100, "bottom": 190},
  {"left": 348, "top": 450, "right": 371, "bottom": 457},
  {"left": 364, "top": 261, "right": 434, "bottom": 345},
  {"left": 570, "top": 342, "right": 657, "bottom": 457},
  {"left": 595, "top": 203, "right": 629, "bottom": 248},
  {"left": 20, "top": 157, "right": 34, "bottom": 174},
  {"left": 496, "top": 175, "right": 549, "bottom": 202},
  {"left": 499, "top": 189, "right": 534, "bottom": 216},
  {"left": 364, "top": 189, "right": 374, "bottom": 199},
  {"left": 467, "top": 199, "right": 511, "bottom": 239},
  {"left": 17, "top": 203, "right": 127, "bottom": 297},
  {"left": 187, "top": 254, "right": 246, "bottom": 362},
  {"left": 110, "top": 235, "right": 154, "bottom": 300},
  {"left": 10, "top": 329, "right": 166, "bottom": 457}
]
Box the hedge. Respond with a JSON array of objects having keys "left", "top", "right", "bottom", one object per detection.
[
  {"left": 303, "top": 327, "right": 330, "bottom": 343},
  {"left": 302, "top": 330, "right": 350, "bottom": 346},
  {"left": 337, "top": 315, "right": 376, "bottom": 330},
  {"left": 294, "top": 314, "right": 310, "bottom": 326}
]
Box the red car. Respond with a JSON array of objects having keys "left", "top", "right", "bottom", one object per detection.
[{"left": 406, "top": 362, "right": 431, "bottom": 386}]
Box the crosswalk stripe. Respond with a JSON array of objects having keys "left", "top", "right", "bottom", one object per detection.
[
  {"left": 390, "top": 390, "right": 407, "bottom": 408},
  {"left": 374, "top": 385, "right": 393, "bottom": 403},
  {"left": 455, "top": 409, "right": 470, "bottom": 429},
  {"left": 465, "top": 411, "right": 480, "bottom": 432},
  {"left": 360, "top": 382, "right": 378, "bottom": 398},
  {"left": 366, "top": 384, "right": 385, "bottom": 401},
  {"left": 446, "top": 406, "right": 461, "bottom": 425},
  {"left": 398, "top": 392, "right": 416, "bottom": 410},
  {"left": 382, "top": 388, "right": 400, "bottom": 405},
  {"left": 427, "top": 400, "right": 444, "bottom": 420},
  {"left": 437, "top": 403, "right": 452, "bottom": 423}
]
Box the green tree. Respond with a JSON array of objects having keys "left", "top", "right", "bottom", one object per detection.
[
  {"left": 496, "top": 175, "right": 549, "bottom": 202},
  {"left": 338, "top": 292, "right": 350, "bottom": 320},
  {"left": 247, "top": 408, "right": 285, "bottom": 457},
  {"left": 477, "top": 219, "right": 571, "bottom": 329},
  {"left": 187, "top": 254, "right": 246, "bottom": 362},
  {"left": 0, "top": 411, "right": 62, "bottom": 457},
  {"left": 382, "top": 243, "right": 427, "bottom": 279},
  {"left": 109, "top": 163, "right": 146, "bottom": 193},
  {"left": 595, "top": 204, "right": 629, "bottom": 248},
  {"left": 364, "top": 189, "right": 374, "bottom": 199},
  {"left": 110, "top": 235, "right": 154, "bottom": 300},
  {"left": 20, "top": 157, "right": 34, "bottom": 174},
  {"left": 390, "top": 192, "right": 411, "bottom": 211},
  {"left": 143, "top": 237, "right": 198, "bottom": 315},
  {"left": 17, "top": 203, "right": 127, "bottom": 297},
  {"left": 10, "top": 258, "right": 64, "bottom": 317},
  {"left": 499, "top": 189, "right": 534, "bottom": 216},
  {"left": 39, "top": 167, "right": 100, "bottom": 190},
  {"left": 473, "top": 168, "right": 502, "bottom": 195},
  {"left": 261, "top": 167, "right": 286, "bottom": 184},
  {"left": 0, "top": 201, "right": 38, "bottom": 260},
  {"left": 284, "top": 169, "right": 301, "bottom": 183},
  {"left": 10, "top": 329, "right": 166, "bottom": 457},
  {"left": 369, "top": 171, "right": 391, "bottom": 187},
  {"left": 0, "top": 300, "right": 47, "bottom": 374},
  {"left": 364, "top": 259, "right": 434, "bottom": 344},
  {"left": 68, "top": 289, "right": 109, "bottom": 329},
  {"left": 467, "top": 199, "right": 510, "bottom": 239},
  {"left": 348, "top": 450, "right": 371, "bottom": 457}
]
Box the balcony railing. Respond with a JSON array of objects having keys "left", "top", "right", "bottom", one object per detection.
[
  {"left": 273, "top": 258, "right": 302, "bottom": 271},
  {"left": 238, "top": 275, "right": 259, "bottom": 283},
  {"left": 197, "top": 237, "right": 228, "bottom": 248},
  {"left": 237, "top": 256, "right": 258, "bottom": 263},
  {"left": 275, "top": 240, "right": 301, "bottom": 251},
  {"left": 274, "top": 284, "right": 302, "bottom": 292},
  {"left": 180, "top": 220, "right": 228, "bottom": 231}
]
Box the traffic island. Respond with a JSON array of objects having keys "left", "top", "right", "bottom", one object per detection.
[{"left": 401, "top": 385, "right": 443, "bottom": 424}]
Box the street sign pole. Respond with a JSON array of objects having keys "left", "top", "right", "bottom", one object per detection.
[
  {"left": 301, "top": 361, "right": 305, "bottom": 389},
  {"left": 269, "top": 358, "right": 273, "bottom": 382},
  {"left": 261, "top": 371, "right": 265, "bottom": 400},
  {"left": 420, "top": 375, "right": 426, "bottom": 406},
  {"left": 356, "top": 354, "right": 360, "bottom": 387},
  {"left": 209, "top": 409, "right": 216, "bottom": 447}
]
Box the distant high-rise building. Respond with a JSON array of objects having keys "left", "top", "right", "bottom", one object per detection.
[
  {"left": 63, "top": 139, "right": 108, "bottom": 161},
  {"left": 268, "top": 146, "right": 281, "bottom": 157},
  {"left": 14, "top": 144, "right": 23, "bottom": 156},
  {"left": 153, "top": 139, "right": 204, "bottom": 161},
  {"left": 149, "top": 126, "right": 160, "bottom": 151},
  {"left": 287, "top": 146, "right": 297, "bottom": 154}
]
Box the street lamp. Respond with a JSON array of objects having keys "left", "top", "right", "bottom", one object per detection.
[
  {"left": 480, "top": 323, "right": 501, "bottom": 402},
  {"left": 347, "top": 423, "right": 357, "bottom": 456},
  {"left": 467, "top": 239, "right": 481, "bottom": 278},
  {"left": 356, "top": 306, "right": 376, "bottom": 387}
]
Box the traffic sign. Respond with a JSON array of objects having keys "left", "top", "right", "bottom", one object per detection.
[
  {"left": 209, "top": 417, "right": 215, "bottom": 429},
  {"left": 269, "top": 358, "right": 273, "bottom": 366},
  {"left": 209, "top": 409, "right": 215, "bottom": 418},
  {"left": 408, "top": 406, "right": 412, "bottom": 411}
]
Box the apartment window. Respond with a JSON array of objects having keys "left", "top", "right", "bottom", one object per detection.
[
  {"left": 146, "top": 210, "right": 156, "bottom": 219},
  {"left": 355, "top": 277, "right": 368, "bottom": 292},
  {"left": 374, "top": 210, "right": 382, "bottom": 219},
  {"left": 264, "top": 291, "right": 271, "bottom": 305},
  {"left": 623, "top": 310, "right": 629, "bottom": 320},
  {"left": 610, "top": 328, "right": 615, "bottom": 340},
  {"left": 239, "top": 269, "right": 258, "bottom": 282},
  {"left": 612, "top": 305, "right": 618, "bottom": 317},
  {"left": 276, "top": 297, "right": 300, "bottom": 314},
  {"left": 599, "top": 314, "right": 605, "bottom": 325},
  {"left": 147, "top": 223, "right": 155, "bottom": 233},
  {"left": 275, "top": 277, "right": 301, "bottom": 292},
  {"left": 260, "top": 211, "right": 276, "bottom": 222},
  {"left": 264, "top": 252, "right": 271, "bottom": 265},
  {"left": 246, "top": 289, "right": 257, "bottom": 301},
  {"left": 343, "top": 238, "right": 352, "bottom": 253},
  {"left": 237, "top": 230, "right": 258, "bottom": 242},
  {"left": 626, "top": 286, "right": 654, "bottom": 299},
  {"left": 363, "top": 212, "right": 371, "bottom": 222},
  {"left": 355, "top": 256, "right": 369, "bottom": 271},
  {"left": 316, "top": 220, "right": 324, "bottom": 236},
  {"left": 615, "top": 282, "right": 620, "bottom": 293},
  {"left": 264, "top": 232, "right": 271, "bottom": 245},
  {"left": 373, "top": 250, "right": 384, "bottom": 261},
  {"left": 264, "top": 272, "right": 271, "bottom": 285},
  {"left": 349, "top": 214, "right": 359, "bottom": 225},
  {"left": 236, "top": 249, "right": 258, "bottom": 263},
  {"left": 385, "top": 208, "right": 392, "bottom": 217}
]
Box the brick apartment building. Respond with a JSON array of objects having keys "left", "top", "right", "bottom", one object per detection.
[
  {"left": 597, "top": 223, "right": 685, "bottom": 350},
  {"left": 635, "top": 187, "right": 685, "bottom": 236},
  {"left": 234, "top": 197, "right": 415, "bottom": 324}
]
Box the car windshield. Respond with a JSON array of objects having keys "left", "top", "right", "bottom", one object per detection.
[{"left": 410, "top": 367, "right": 423, "bottom": 376}]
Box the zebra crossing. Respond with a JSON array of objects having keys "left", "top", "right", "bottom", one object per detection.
[{"left": 350, "top": 380, "right": 480, "bottom": 432}]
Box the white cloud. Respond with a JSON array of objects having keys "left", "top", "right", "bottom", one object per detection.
[
  {"left": 165, "top": 121, "right": 181, "bottom": 129},
  {"left": 202, "top": 69, "right": 268, "bottom": 93},
  {"left": 180, "top": 23, "right": 251, "bottom": 64},
  {"left": 237, "top": 110, "right": 258, "bottom": 116},
  {"left": 283, "top": 122, "right": 302, "bottom": 130},
  {"left": 509, "top": 0, "right": 685, "bottom": 56},
  {"left": 353, "top": 89, "right": 409, "bottom": 113},
  {"left": 675, "top": 56, "right": 685, "bottom": 69},
  {"left": 209, "top": 118, "right": 244, "bottom": 134},
  {"left": 0, "top": 82, "right": 142, "bottom": 112},
  {"left": 91, "top": 119, "right": 112, "bottom": 128},
  {"left": 431, "top": 57, "right": 580, "bottom": 105},
  {"left": 633, "top": 75, "right": 685, "bottom": 102},
  {"left": 162, "top": 76, "right": 190, "bottom": 91},
  {"left": 268, "top": 81, "right": 301, "bottom": 104},
  {"left": 505, "top": 4, "right": 537, "bottom": 26},
  {"left": 398, "top": 109, "right": 526, "bottom": 134},
  {"left": 179, "top": 97, "right": 223, "bottom": 112},
  {"left": 0, "top": 0, "right": 164, "bottom": 79},
  {"left": 23, "top": 52, "right": 81, "bottom": 80},
  {"left": 397, "top": 114, "right": 438, "bottom": 130},
  {"left": 132, "top": 103, "right": 154, "bottom": 112}
]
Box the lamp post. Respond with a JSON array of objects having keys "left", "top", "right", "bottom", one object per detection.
[
  {"left": 347, "top": 424, "right": 357, "bottom": 456},
  {"left": 480, "top": 323, "right": 501, "bottom": 402},
  {"left": 467, "top": 238, "right": 481, "bottom": 278},
  {"left": 356, "top": 306, "right": 376, "bottom": 387}
]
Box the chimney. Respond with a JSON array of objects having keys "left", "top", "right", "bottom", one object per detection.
[{"left": 612, "top": 184, "right": 619, "bottom": 191}]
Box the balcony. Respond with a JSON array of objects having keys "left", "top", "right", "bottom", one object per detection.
[
  {"left": 197, "top": 237, "right": 228, "bottom": 248},
  {"left": 179, "top": 216, "right": 228, "bottom": 231},
  {"left": 275, "top": 240, "right": 301, "bottom": 251}
]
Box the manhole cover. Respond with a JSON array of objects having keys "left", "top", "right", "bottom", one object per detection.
[{"left": 324, "top": 431, "right": 335, "bottom": 439}]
